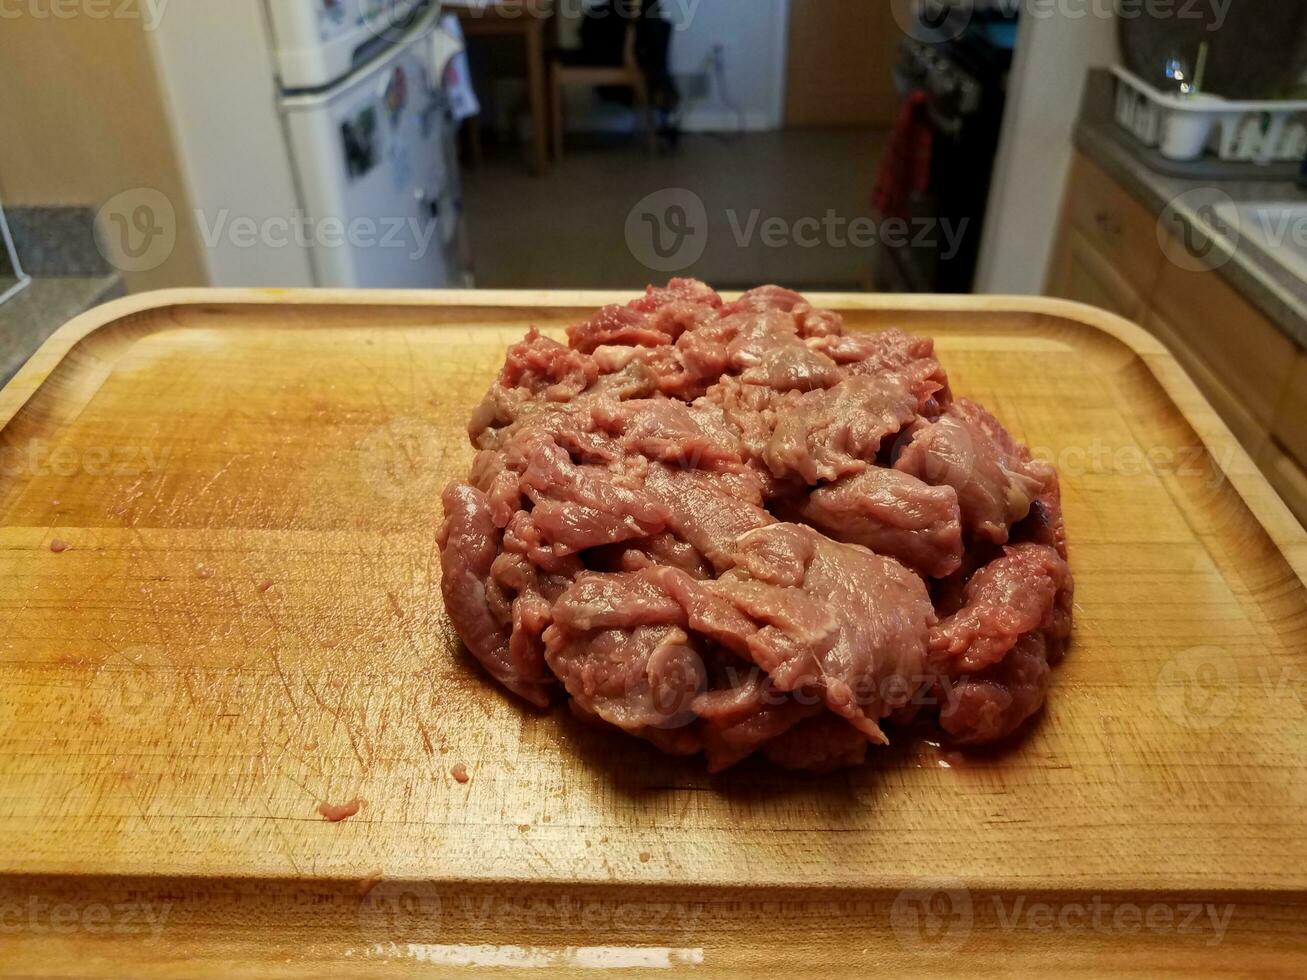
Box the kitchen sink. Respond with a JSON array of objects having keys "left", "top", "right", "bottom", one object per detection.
[{"left": 1212, "top": 200, "right": 1307, "bottom": 283}]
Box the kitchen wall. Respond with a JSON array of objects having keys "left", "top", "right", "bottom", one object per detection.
[
  {"left": 974, "top": 12, "right": 1119, "bottom": 294},
  {"left": 0, "top": 14, "right": 206, "bottom": 292},
  {"left": 558, "top": 0, "right": 788, "bottom": 133}
]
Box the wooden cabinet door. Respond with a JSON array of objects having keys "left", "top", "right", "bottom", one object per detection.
[
  {"left": 1142, "top": 307, "right": 1270, "bottom": 460},
  {"left": 1046, "top": 226, "right": 1144, "bottom": 321},
  {"left": 785, "top": 0, "right": 900, "bottom": 127},
  {"left": 1272, "top": 351, "right": 1307, "bottom": 468},
  {"left": 1150, "top": 244, "right": 1298, "bottom": 429}
]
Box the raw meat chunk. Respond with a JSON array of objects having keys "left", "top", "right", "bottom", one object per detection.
[
  {"left": 801, "top": 468, "right": 964, "bottom": 578},
  {"left": 439, "top": 483, "right": 553, "bottom": 707},
  {"left": 894, "top": 399, "right": 1051, "bottom": 543},
  {"left": 762, "top": 374, "right": 920, "bottom": 484},
  {"left": 930, "top": 543, "right": 1072, "bottom": 673},
  {"left": 762, "top": 714, "right": 870, "bottom": 772},
  {"left": 938, "top": 633, "right": 1052, "bottom": 745}
]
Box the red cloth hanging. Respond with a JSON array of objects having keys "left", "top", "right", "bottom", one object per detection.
[{"left": 871, "top": 88, "right": 934, "bottom": 221}]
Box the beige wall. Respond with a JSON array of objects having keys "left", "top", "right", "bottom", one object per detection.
[{"left": 0, "top": 15, "right": 206, "bottom": 291}]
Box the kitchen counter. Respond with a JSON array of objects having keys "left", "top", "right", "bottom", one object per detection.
[
  {"left": 0, "top": 275, "right": 124, "bottom": 385},
  {"left": 1074, "top": 70, "right": 1307, "bottom": 350},
  {"left": 0, "top": 205, "right": 124, "bottom": 385}
]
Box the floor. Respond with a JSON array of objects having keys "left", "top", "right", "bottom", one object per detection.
[{"left": 462, "top": 129, "right": 889, "bottom": 292}]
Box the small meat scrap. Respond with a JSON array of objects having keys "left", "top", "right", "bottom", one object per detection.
[
  {"left": 439, "top": 280, "right": 1074, "bottom": 773},
  {"left": 318, "top": 798, "right": 363, "bottom": 822},
  {"left": 357, "top": 870, "right": 385, "bottom": 898},
  {"left": 49, "top": 539, "right": 71, "bottom": 554}
]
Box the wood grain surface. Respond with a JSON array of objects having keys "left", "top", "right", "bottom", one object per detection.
[{"left": 0, "top": 289, "right": 1303, "bottom": 976}]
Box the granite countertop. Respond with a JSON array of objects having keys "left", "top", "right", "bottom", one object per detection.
[
  {"left": 1074, "top": 70, "right": 1307, "bottom": 349},
  {"left": 0, "top": 276, "right": 124, "bottom": 385},
  {"left": 0, "top": 205, "right": 124, "bottom": 386}
]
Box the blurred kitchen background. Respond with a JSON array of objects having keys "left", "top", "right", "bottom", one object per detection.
[{"left": 2, "top": 1, "right": 1306, "bottom": 519}]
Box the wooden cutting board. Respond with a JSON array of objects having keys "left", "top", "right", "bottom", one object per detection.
[{"left": 0, "top": 289, "right": 1304, "bottom": 977}]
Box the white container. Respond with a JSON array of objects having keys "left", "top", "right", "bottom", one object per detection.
[{"left": 1111, "top": 65, "right": 1307, "bottom": 163}]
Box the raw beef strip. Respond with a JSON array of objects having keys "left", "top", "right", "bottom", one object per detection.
[
  {"left": 929, "top": 543, "right": 1072, "bottom": 673},
  {"left": 498, "top": 329, "right": 598, "bottom": 401},
  {"left": 550, "top": 568, "right": 686, "bottom": 632},
  {"left": 811, "top": 327, "right": 952, "bottom": 416},
  {"left": 739, "top": 341, "right": 843, "bottom": 393},
  {"left": 603, "top": 397, "right": 744, "bottom": 469},
  {"left": 894, "top": 399, "right": 1050, "bottom": 543},
  {"left": 544, "top": 622, "right": 707, "bottom": 736},
  {"left": 801, "top": 468, "right": 964, "bottom": 578},
  {"left": 711, "top": 525, "right": 934, "bottom": 741},
  {"left": 439, "top": 483, "right": 554, "bottom": 707},
  {"left": 938, "top": 633, "right": 1052, "bottom": 745},
  {"left": 763, "top": 374, "right": 920, "bottom": 484},
  {"left": 643, "top": 464, "right": 775, "bottom": 572},
  {"left": 568, "top": 699, "right": 704, "bottom": 757},
  {"left": 694, "top": 671, "right": 824, "bottom": 772},
  {"left": 761, "top": 713, "right": 870, "bottom": 772},
  {"left": 519, "top": 441, "right": 668, "bottom": 555},
  {"left": 568, "top": 278, "right": 721, "bottom": 353}
]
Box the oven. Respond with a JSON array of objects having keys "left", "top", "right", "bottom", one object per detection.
[{"left": 873, "top": 11, "right": 1016, "bottom": 293}]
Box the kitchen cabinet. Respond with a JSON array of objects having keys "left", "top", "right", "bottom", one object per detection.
[
  {"left": 1149, "top": 256, "right": 1298, "bottom": 429},
  {"left": 1047, "top": 226, "right": 1144, "bottom": 321},
  {"left": 1059, "top": 154, "right": 1166, "bottom": 297},
  {"left": 1046, "top": 151, "right": 1307, "bottom": 524},
  {"left": 1274, "top": 353, "right": 1307, "bottom": 466}
]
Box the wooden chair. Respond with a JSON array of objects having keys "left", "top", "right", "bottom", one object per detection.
[{"left": 550, "top": 17, "right": 657, "bottom": 160}]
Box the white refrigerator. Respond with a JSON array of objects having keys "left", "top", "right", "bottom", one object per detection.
[{"left": 147, "top": 0, "right": 472, "bottom": 289}]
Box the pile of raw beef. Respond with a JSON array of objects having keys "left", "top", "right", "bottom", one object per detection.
[{"left": 439, "top": 280, "right": 1073, "bottom": 773}]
